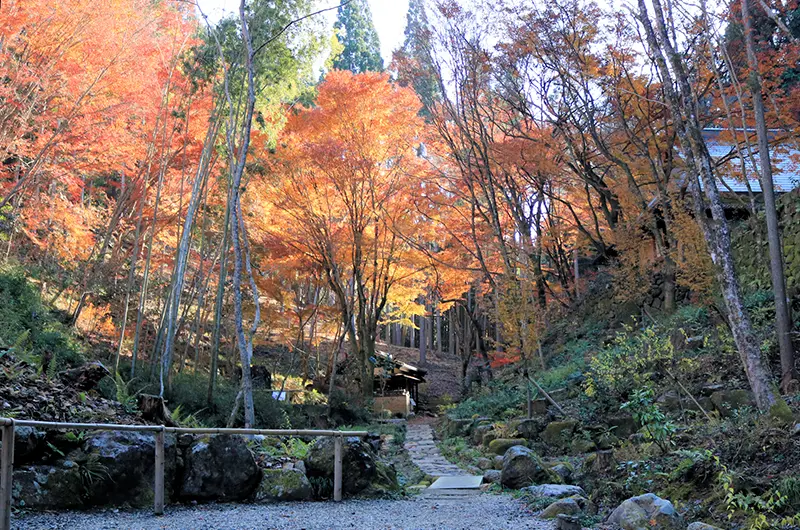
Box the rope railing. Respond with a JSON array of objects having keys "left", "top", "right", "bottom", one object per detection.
[{"left": 0, "top": 417, "right": 369, "bottom": 530}]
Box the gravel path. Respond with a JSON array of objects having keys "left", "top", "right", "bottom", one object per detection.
[{"left": 15, "top": 495, "right": 555, "bottom": 530}]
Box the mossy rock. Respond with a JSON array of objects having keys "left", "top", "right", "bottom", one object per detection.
[
  {"left": 472, "top": 424, "right": 494, "bottom": 445},
  {"left": 770, "top": 400, "right": 794, "bottom": 425},
  {"left": 13, "top": 464, "right": 84, "bottom": 509},
  {"left": 482, "top": 431, "right": 500, "bottom": 447},
  {"left": 542, "top": 421, "right": 578, "bottom": 448},
  {"left": 477, "top": 457, "right": 494, "bottom": 470},
  {"left": 257, "top": 468, "right": 312, "bottom": 502},
  {"left": 370, "top": 461, "right": 400, "bottom": 493},
  {"left": 710, "top": 390, "right": 755, "bottom": 417},
  {"left": 596, "top": 431, "right": 619, "bottom": 450},
  {"left": 442, "top": 418, "right": 474, "bottom": 438},
  {"left": 570, "top": 437, "right": 596, "bottom": 455},
  {"left": 511, "top": 417, "right": 547, "bottom": 440},
  {"left": 488, "top": 438, "right": 528, "bottom": 455},
  {"left": 548, "top": 463, "right": 573, "bottom": 483},
  {"left": 500, "top": 445, "right": 555, "bottom": 489},
  {"left": 687, "top": 523, "right": 723, "bottom": 530},
  {"left": 607, "top": 415, "right": 637, "bottom": 438},
  {"left": 541, "top": 497, "right": 582, "bottom": 519}
]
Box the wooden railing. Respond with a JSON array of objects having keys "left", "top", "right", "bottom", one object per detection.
[{"left": 0, "top": 418, "right": 368, "bottom": 530}]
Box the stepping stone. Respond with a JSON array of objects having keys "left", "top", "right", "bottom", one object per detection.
[{"left": 428, "top": 475, "right": 483, "bottom": 489}]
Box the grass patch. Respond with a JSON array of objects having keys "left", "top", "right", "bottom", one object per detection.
[{"left": 438, "top": 436, "right": 484, "bottom": 470}]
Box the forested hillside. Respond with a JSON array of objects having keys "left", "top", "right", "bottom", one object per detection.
[{"left": 2, "top": 0, "right": 800, "bottom": 528}]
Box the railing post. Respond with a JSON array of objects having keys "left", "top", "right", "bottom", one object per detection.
[
  {"left": 1, "top": 420, "right": 15, "bottom": 530},
  {"left": 333, "top": 435, "right": 343, "bottom": 502},
  {"left": 154, "top": 427, "right": 165, "bottom": 516}
]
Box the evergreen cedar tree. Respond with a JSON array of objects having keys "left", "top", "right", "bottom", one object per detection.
[{"left": 333, "top": 0, "right": 384, "bottom": 74}]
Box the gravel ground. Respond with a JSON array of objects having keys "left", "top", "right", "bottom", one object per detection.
[{"left": 15, "top": 494, "right": 555, "bottom": 530}]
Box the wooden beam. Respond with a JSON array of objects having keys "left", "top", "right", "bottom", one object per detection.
[{"left": 0, "top": 419, "right": 367, "bottom": 438}]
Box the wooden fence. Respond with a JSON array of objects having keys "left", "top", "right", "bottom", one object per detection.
[{"left": 0, "top": 418, "right": 368, "bottom": 530}]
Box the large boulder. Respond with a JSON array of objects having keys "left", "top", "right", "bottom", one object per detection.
[
  {"left": 257, "top": 468, "right": 312, "bottom": 502},
  {"left": 14, "top": 431, "right": 178, "bottom": 509},
  {"left": 541, "top": 497, "right": 585, "bottom": 519},
  {"left": 710, "top": 390, "right": 756, "bottom": 417},
  {"left": 82, "top": 430, "right": 178, "bottom": 506},
  {"left": 482, "top": 431, "right": 500, "bottom": 447},
  {"left": 522, "top": 484, "right": 586, "bottom": 499},
  {"left": 472, "top": 424, "right": 494, "bottom": 445},
  {"left": 488, "top": 438, "right": 528, "bottom": 455},
  {"left": 608, "top": 415, "right": 638, "bottom": 438},
  {"left": 180, "top": 435, "right": 261, "bottom": 501},
  {"left": 59, "top": 361, "right": 110, "bottom": 391},
  {"left": 371, "top": 461, "right": 400, "bottom": 494},
  {"left": 570, "top": 437, "right": 596, "bottom": 454},
  {"left": 442, "top": 418, "right": 474, "bottom": 438},
  {"left": 512, "top": 418, "right": 547, "bottom": 440},
  {"left": 12, "top": 462, "right": 84, "bottom": 509},
  {"left": 477, "top": 457, "right": 494, "bottom": 470},
  {"left": 305, "top": 437, "right": 377, "bottom": 495},
  {"left": 556, "top": 514, "right": 582, "bottom": 530},
  {"left": 500, "top": 445, "right": 552, "bottom": 489},
  {"left": 607, "top": 493, "right": 684, "bottom": 530},
  {"left": 483, "top": 469, "right": 501, "bottom": 484},
  {"left": 13, "top": 427, "right": 46, "bottom": 464},
  {"left": 549, "top": 463, "right": 573, "bottom": 483},
  {"left": 687, "top": 523, "right": 722, "bottom": 530},
  {"left": 542, "top": 421, "right": 579, "bottom": 449}
]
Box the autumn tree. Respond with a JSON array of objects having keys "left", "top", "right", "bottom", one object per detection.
[{"left": 262, "top": 70, "right": 429, "bottom": 397}]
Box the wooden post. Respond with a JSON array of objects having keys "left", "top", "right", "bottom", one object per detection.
[
  {"left": 154, "top": 428, "right": 165, "bottom": 515},
  {"left": 1, "top": 421, "right": 14, "bottom": 530},
  {"left": 333, "top": 435, "right": 343, "bottom": 502}
]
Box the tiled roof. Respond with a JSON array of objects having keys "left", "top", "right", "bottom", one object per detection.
[{"left": 703, "top": 128, "right": 800, "bottom": 193}]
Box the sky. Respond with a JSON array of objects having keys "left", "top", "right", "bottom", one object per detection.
[{"left": 195, "top": 0, "right": 410, "bottom": 65}]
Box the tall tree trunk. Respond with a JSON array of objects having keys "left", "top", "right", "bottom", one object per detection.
[
  {"left": 160, "top": 119, "right": 217, "bottom": 397},
  {"left": 207, "top": 197, "right": 231, "bottom": 406},
  {"left": 436, "top": 309, "right": 442, "bottom": 354},
  {"left": 638, "top": 0, "right": 779, "bottom": 410},
  {"left": 741, "top": 0, "right": 797, "bottom": 390},
  {"left": 449, "top": 309, "right": 455, "bottom": 355},
  {"left": 114, "top": 190, "right": 145, "bottom": 374},
  {"left": 225, "top": 0, "right": 261, "bottom": 427},
  {"left": 419, "top": 308, "right": 427, "bottom": 365}
]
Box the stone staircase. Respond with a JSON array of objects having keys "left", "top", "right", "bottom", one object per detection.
[
  {"left": 404, "top": 422, "right": 468, "bottom": 477},
  {"left": 404, "top": 422, "right": 484, "bottom": 499}
]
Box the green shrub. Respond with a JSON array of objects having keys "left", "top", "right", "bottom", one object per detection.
[
  {"left": 585, "top": 323, "right": 692, "bottom": 398},
  {"left": 620, "top": 388, "right": 676, "bottom": 454},
  {"left": 448, "top": 381, "right": 524, "bottom": 419},
  {"left": 0, "top": 266, "right": 84, "bottom": 371}
]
